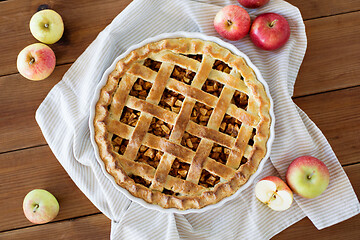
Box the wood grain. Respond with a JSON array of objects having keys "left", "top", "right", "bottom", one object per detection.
[
  {"left": 293, "top": 11, "right": 360, "bottom": 97},
  {"left": 1, "top": 163, "right": 358, "bottom": 239},
  {"left": 294, "top": 86, "right": 360, "bottom": 166},
  {"left": 0, "top": 145, "right": 99, "bottom": 232},
  {"left": 0, "top": 64, "right": 70, "bottom": 153},
  {"left": 287, "top": 0, "right": 360, "bottom": 20},
  {"left": 0, "top": 214, "right": 110, "bottom": 240},
  {"left": 0, "top": 0, "right": 132, "bottom": 76}
]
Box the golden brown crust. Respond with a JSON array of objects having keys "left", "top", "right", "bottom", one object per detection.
[{"left": 94, "top": 38, "right": 271, "bottom": 210}]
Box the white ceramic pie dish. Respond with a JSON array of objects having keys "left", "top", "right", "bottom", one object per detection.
[{"left": 89, "top": 31, "right": 275, "bottom": 214}]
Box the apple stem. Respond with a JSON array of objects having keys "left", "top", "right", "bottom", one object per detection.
[
  {"left": 269, "top": 19, "right": 278, "bottom": 28},
  {"left": 307, "top": 171, "right": 315, "bottom": 179},
  {"left": 33, "top": 204, "right": 39, "bottom": 213},
  {"left": 29, "top": 57, "right": 35, "bottom": 65},
  {"left": 227, "top": 19, "right": 232, "bottom": 26},
  {"left": 44, "top": 23, "right": 49, "bottom": 28}
]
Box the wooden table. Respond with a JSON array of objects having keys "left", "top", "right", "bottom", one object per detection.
[{"left": 1, "top": 0, "right": 359, "bottom": 239}]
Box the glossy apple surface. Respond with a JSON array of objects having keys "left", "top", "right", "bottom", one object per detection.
[
  {"left": 23, "top": 189, "right": 59, "bottom": 224},
  {"left": 17, "top": 43, "right": 56, "bottom": 81},
  {"left": 214, "top": 5, "right": 251, "bottom": 41},
  {"left": 238, "top": 0, "right": 270, "bottom": 8},
  {"left": 30, "top": 9, "right": 64, "bottom": 44},
  {"left": 255, "top": 176, "right": 293, "bottom": 211},
  {"left": 286, "top": 156, "right": 330, "bottom": 198},
  {"left": 250, "top": 13, "right": 290, "bottom": 50}
]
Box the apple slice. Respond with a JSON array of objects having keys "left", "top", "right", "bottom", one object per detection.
[{"left": 255, "top": 176, "right": 293, "bottom": 211}]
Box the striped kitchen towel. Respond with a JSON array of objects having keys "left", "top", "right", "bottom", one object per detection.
[{"left": 36, "top": 0, "right": 360, "bottom": 239}]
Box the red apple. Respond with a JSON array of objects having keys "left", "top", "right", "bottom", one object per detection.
[
  {"left": 250, "top": 13, "right": 290, "bottom": 50},
  {"left": 23, "top": 189, "right": 59, "bottom": 224},
  {"left": 286, "top": 156, "right": 330, "bottom": 198},
  {"left": 214, "top": 5, "right": 251, "bottom": 41},
  {"left": 238, "top": 0, "right": 270, "bottom": 8},
  {"left": 16, "top": 43, "right": 56, "bottom": 80},
  {"left": 255, "top": 176, "right": 293, "bottom": 211}
]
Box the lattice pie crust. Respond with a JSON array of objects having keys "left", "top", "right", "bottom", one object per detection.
[{"left": 94, "top": 38, "right": 271, "bottom": 210}]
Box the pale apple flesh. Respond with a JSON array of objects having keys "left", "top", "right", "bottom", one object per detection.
[
  {"left": 23, "top": 189, "right": 59, "bottom": 224},
  {"left": 214, "top": 5, "right": 251, "bottom": 41},
  {"left": 255, "top": 176, "right": 293, "bottom": 211},
  {"left": 30, "top": 9, "right": 64, "bottom": 44},
  {"left": 286, "top": 156, "right": 330, "bottom": 198},
  {"left": 17, "top": 43, "right": 56, "bottom": 81}
]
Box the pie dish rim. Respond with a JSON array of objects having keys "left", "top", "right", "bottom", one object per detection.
[{"left": 88, "top": 31, "right": 275, "bottom": 214}]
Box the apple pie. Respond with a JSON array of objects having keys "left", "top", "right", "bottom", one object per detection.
[{"left": 93, "top": 37, "right": 271, "bottom": 210}]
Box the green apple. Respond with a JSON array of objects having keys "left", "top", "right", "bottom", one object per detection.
[
  {"left": 286, "top": 156, "right": 330, "bottom": 198},
  {"left": 23, "top": 189, "right": 59, "bottom": 224},
  {"left": 29, "top": 9, "right": 64, "bottom": 44},
  {"left": 17, "top": 43, "right": 56, "bottom": 81},
  {"left": 255, "top": 176, "right": 293, "bottom": 211}
]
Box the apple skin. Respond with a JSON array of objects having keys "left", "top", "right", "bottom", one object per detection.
[
  {"left": 214, "top": 5, "right": 251, "bottom": 41},
  {"left": 30, "top": 9, "right": 64, "bottom": 44},
  {"left": 17, "top": 43, "right": 56, "bottom": 81},
  {"left": 238, "top": 0, "right": 270, "bottom": 8},
  {"left": 250, "top": 13, "right": 290, "bottom": 50},
  {"left": 23, "top": 189, "right": 59, "bottom": 224},
  {"left": 286, "top": 156, "right": 330, "bottom": 198},
  {"left": 255, "top": 176, "right": 293, "bottom": 211}
]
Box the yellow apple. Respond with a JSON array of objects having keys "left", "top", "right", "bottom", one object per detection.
[
  {"left": 30, "top": 9, "right": 64, "bottom": 44},
  {"left": 23, "top": 189, "right": 59, "bottom": 224}
]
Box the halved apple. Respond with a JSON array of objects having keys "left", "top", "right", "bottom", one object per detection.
[{"left": 255, "top": 176, "right": 293, "bottom": 211}]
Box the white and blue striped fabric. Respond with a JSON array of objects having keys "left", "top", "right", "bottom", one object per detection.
[{"left": 36, "top": 0, "right": 360, "bottom": 239}]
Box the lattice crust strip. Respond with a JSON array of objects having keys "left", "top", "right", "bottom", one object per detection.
[{"left": 94, "top": 38, "right": 271, "bottom": 210}]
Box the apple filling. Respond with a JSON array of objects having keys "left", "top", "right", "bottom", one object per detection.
[
  {"left": 171, "top": 65, "right": 195, "bottom": 85},
  {"left": 144, "top": 58, "right": 162, "bottom": 72},
  {"left": 129, "top": 78, "right": 152, "bottom": 100},
  {"left": 159, "top": 88, "right": 185, "bottom": 114},
  {"left": 181, "top": 132, "right": 201, "bottom": 151},
  {"left": 120, "top": 106, "right": 140, "bottom": 127},
  {"left": 148, "top": 117, "right": 173, "bottom": 140},
  {"left": 135, "top": 145, "right": 164, "bottom": 169},
  {"left": 220, "top": 114, "right": 242, "bottom": 138},
  {"left": 111, "top": 135, "right": 129, "bottom": 155},
  {"left": 191, "top": 101, "right": 213, "bottom": 126},
  {"left": 169, "top": 158, "right": 190, "bottom": 180},
  {"left": 213, "top": 59, "right": 232, "bottom": 73}
]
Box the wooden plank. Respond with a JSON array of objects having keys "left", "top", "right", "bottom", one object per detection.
[
  {"left": 293, "top": 11, "right": 360, "bottom": 97},
  {"left": 0, "top": 214, "right": 110, "bottom": 240},
  {"left": 0, "top": 0, "right": 359, "bottom": 84},
  {"left": 274, "top": 163, "right": 360, "bottom": 239},
  {"left": 294, "top": 86, "right": 360, "bottom": 166},
  {"left": 287, "top": 0, "right": 360, "bottom": 20},
  {"left": 0, "top": 145, "right": 100, "bottom": 232},
  {"left": 0, "top": 64, "right": 70, "bottom": 153},
  {"left": 0, "top": 0, "right": 132, "bottom": 76},
  {"left": 1, "top": 163, "right": 358, "bottom": 239}
]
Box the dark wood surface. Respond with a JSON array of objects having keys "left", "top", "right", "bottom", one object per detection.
[{"left": 0, "top": 0, "right": 359, "bottom": 239}]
